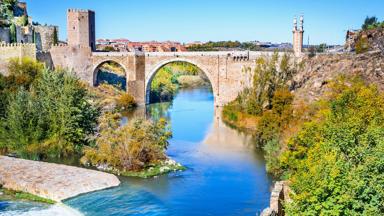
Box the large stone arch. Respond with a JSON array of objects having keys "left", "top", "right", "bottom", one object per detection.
[
  {"left": 145, "top": 58, "right": 216, "bottom": 104},
  {"left": 92, "top": 59, "right": 128, "bottom": 88}
]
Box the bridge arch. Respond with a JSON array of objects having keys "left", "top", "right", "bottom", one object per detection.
[
  {"left": 92, "top": 59, "right": 127, "bottom": 90},
  {"left": 145, "top": 58, "right": 215, "bottom": 104}
]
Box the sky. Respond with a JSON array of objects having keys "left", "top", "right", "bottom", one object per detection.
[{"left": 24, "top": 0, "right": 384, "bottom": 45}]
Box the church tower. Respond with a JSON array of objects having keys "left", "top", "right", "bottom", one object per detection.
[
  {"left": 67, "top": 9, "right": 96, "bottom": 51},
  {"left": 293, "top": 15, "right": 304, "bottom": 56}
]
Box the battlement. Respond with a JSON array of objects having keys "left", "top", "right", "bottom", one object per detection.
[
  {"left": 0, "top": 43, "right": 37, "bottom": 76},
  {"left": 67, "top": 9, "right": 94, "bottom": 13},
  {"left": 52, "top": 43, "right": 68, "bottom": 48},
  {"left": 0, "top": 43, "right": 35, "bottom": 48}
]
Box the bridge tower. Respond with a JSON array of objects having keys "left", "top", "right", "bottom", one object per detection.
[
  {"left": 67, "top": 9, "right": 96, "bottom": 51},
  {"left": 293, "top": 15, "right": 304, "bottom": 56}
]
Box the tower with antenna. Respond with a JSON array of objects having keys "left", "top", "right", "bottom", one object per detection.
[{"left": 293, "top": 15, "right": 304, "bottom": 56}]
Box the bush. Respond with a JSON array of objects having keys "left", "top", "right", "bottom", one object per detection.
[
  {"left": 0, "top": 69, "right": 99, "bottom": 159},
  {"left": 82, "top": 115, "right": 172, "bottom": 171},
  {"left": 281, "top": 78, "right": 384, "bottom": 215},
  {"left": 355, "top": 36, "right": 370, "bottom": 54},
  {"left": 116, "top": 93, "right": 136, "bottom": 110},
  {"left": 5, "top": 57, "right": 45, "bottom": 91}
]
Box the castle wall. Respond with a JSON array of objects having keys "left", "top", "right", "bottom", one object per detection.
[
  {"left": 36, "top": 51, "right": 53, "bottom": 69},
  {"left": 34, "top": 25, "right": 58, "bottom": 51},
  {"left": 16, "top": 26, "right": 33, "bottom": 43},
  {"left": 50, "top": 45, "right": 94, "bottom": 84},
  {"left": 0, "top": 28, "right": 11, "bottom": 43},
  {"left": 0, "top": 43, "right": 36, "bottom": 75}
]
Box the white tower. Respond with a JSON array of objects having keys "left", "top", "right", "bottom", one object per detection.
[{"left": 293, "top": 15, "right": 304, "bottom": 56}]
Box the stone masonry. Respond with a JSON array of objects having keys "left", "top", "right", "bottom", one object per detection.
[
  {"left": 0, "top": 43, "right": 36, "bottom": 75},
  {"left": 1, "top": 8, "right": 303, "bottom": 107},
  {"left": 49, "top": 9, "right": 297, "bottom": 106},
  {"left": 0, "top": 156, "right": 120, "bottom": 202}
]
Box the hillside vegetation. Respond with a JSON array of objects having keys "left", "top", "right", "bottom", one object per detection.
[{"left": 223, "top": 25, "right": 384, "bottom": 214}]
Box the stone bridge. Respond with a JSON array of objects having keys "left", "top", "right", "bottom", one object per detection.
[{"left": 49, "top": 46, "right": 279, "bottom": 106}]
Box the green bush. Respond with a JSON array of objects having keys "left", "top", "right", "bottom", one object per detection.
[
  {"left": 0, "top": 68, "right": 99, "bottom": 159},
  {"left": 82, "top": 115, "right": 172, "bottom": 171},
  {"left": 281, "top": 79, "right": 384, "bottom": 215}
]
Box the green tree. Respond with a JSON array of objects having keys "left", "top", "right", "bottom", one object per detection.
[
  {"left": 53, "top": 27, "right": 58, "bottom": 45},
  {"left": 281, "top": 78, "right": 384, "bottom": 215},
  {"left": 317, "top": 43, "right": 327, "bottom": 53},
  {"left": 0, "top": 69, "right": 99, "bottom": 159},
  {"left": 9, "top": 23, "right": 16, "bottom": 43},
  {"left": 362, "top": 16, "right": 378, "bottom": 30}
]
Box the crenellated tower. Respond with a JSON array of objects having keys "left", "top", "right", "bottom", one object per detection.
[
  {"left": 293, "top": 15, "right": 304, "bottom": 56},
  {"left": 67, "top": 9, "right": 96, "bottom": 51}
]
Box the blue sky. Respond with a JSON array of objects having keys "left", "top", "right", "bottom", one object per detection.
[{"left": 25, "top": 0, "right": 384, "bottom": 45}]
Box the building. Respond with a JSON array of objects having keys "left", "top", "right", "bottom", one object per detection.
[
  {"left": 67, "top": 9, "right": 96, "bottom": 51},
  {"left": 96, "top": 39, "right": 187, "bottom": 52},
  {"left": 293, "top": 15, "right": 304, "bottom": 56},
  {"left": 0, "top": 2, "right": 59, "bottom": 51}
]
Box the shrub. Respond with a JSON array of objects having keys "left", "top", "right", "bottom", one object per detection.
[
  {"left": 6, "top": 57, "right": 45, "bottom": 91},
  {"left": 116, "top": 93, "right": 136, "bottom": 110},
  {"left": 0, "top": 69, "right": 99, "bottom": 159},
  {"left": 281, "top": 78, "right": 384, "bottom": 215},
  {"left": 355, "top": 36, "right": 370, "bottom": 54},
  {"left": 82, "top": 115, "right": 172, "bottom": 171}
]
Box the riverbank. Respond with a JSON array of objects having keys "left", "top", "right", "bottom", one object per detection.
[{"left": 0, "top": 156, "right": 120, "bottom": 202}]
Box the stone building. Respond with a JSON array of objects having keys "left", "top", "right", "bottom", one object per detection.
[
  {"left": 67, "top": 9, "right": 96, "bottom": 51},
  {"left": 0, "top": 1, "right": 58, "bottom": 51},
  {"left": 34, "top": 25, "right": 58, "bottom": 51},
  {"left": 293, "top": 15, "right": 304, "bottom": 56}
]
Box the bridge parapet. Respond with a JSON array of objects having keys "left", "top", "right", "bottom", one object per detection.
[{"left": 92, "top": 51, "right": 138, "bottom": 57}]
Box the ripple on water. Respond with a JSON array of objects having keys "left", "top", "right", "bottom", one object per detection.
[
  {"left": 65, "top": 184, "right": 171, "bottom": 216},
  {"left": 0, "top": 201, "right": 83, "bottom": 216}
]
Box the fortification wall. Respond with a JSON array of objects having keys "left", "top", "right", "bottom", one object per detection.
[
  {"left": 0, "top": 43, "right": 36, "bottom": 75},
  {"left": 34, "top": 25, "right": 58, "bottom": 51},
  {"left": 16, "top": 26, "right": 33, "bottom": 43},
  {"left": 50, "top": 45, "right": 94, "bottom": 84},
  {"left": 0, "top": 27, "right": 10, "bottom": 43}
]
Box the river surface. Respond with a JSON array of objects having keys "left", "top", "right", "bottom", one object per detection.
[{"left": 0, "top": 87, "right": 272, "bottom": 216}]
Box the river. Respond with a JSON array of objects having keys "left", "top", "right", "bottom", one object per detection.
[{"left": 0, "top": 87, "right": 272, "bottom": 216}]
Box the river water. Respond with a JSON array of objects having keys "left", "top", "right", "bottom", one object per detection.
[{"left": 0, "top": 87, "right": 272, "bottom": 216}]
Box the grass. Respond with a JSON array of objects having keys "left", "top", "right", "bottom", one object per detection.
[{"left": 0, "top": 187, "right": 55, "bottom": 204}]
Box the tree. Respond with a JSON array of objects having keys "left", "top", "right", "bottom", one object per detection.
[
  {"left": 53, "top": 27, "right": 58, "bottom": 45},
  {"left": 281, "top": 78, "right": 384, "bottom": 215},
  {"left": 362, "top": 16, "right": 378, "bottom": 30},
  {"left": 21, "top": 15, "right": 28, "bottom": 26},
  {"left": 0, "top": 68, "right": 99, "bottom": 159},
  {"left": 316, "top": 43, "right": 327, "bottom": 53},
  {"left": 9, "top": 23, "right": 16, "bottom": 43}
]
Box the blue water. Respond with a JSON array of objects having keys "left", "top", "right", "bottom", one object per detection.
[{"left": 0, "top": 87, "right": 272, "bottom": 216}]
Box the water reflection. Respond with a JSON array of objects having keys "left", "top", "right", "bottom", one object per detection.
[
  {"left": 3, "top": 87, "right": 272, "bottom": 216},
  {"left": 70, "top": 87, "right": 272, "bottom": 216}
]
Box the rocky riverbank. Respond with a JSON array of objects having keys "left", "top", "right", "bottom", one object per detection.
[{"left": 0, "top": 156, "right": 120, "bottom": 202}]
